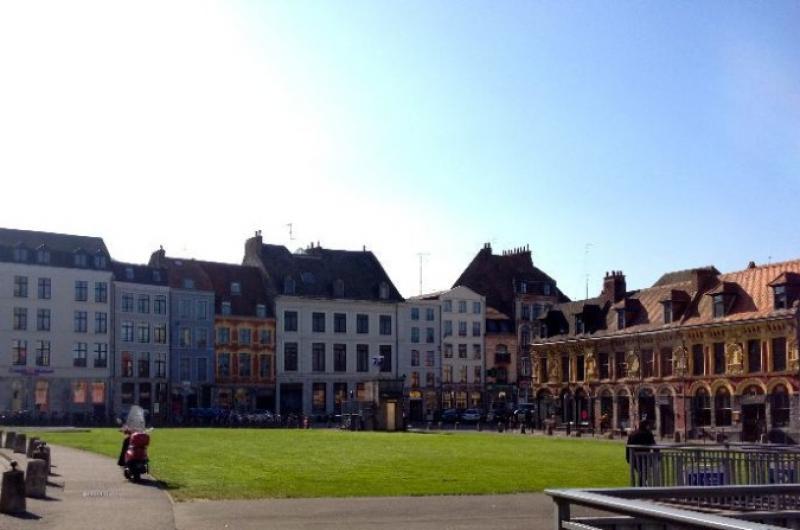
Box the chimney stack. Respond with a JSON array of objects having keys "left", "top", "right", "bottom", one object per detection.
[{"left": 601, "top": 270, "right": 626, "bottom": 303}]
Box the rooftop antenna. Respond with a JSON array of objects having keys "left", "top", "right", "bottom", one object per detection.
[
  {"left": 417, "top": 252, "right": 430, "bottom": 295},
  {"left": 583, "top": 243, "right": 592, "bottom": 300},
  {"left": 285, "top": 223, "right": 295, "bottom": 241}
]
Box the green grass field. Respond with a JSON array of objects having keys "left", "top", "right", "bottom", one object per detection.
[{"left": 37, "top": 429, "right": 628, "bottom": 501}]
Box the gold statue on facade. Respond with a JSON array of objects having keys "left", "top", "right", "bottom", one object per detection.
[
  {"left": 726, "top": 342, "right": 744, "bottom": 375},
  {"left": 626, "top": 350, "right": 640, "bottom": 378}
]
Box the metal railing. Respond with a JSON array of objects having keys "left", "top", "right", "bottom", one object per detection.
[
  {"left": 547, "top": 484, "right": 800, "bottom": 530},
  {"left": 629, "top": 444, "right": 800, "bottom": 488}
]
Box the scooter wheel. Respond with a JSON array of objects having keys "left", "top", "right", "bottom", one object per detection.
[
  {"left": 131, "top": 472, "right": 141, "bottom": 483},
  {"left": 123, "top": 469, "right": 131, "bottom": 480}
]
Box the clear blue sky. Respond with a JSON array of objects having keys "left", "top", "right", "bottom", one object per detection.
[{"left": 1, "top": 1, "right": 798, "bottom": 300}]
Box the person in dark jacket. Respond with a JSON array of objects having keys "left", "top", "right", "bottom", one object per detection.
[{"left": 626, "top": 421, "right": 657, "bottom": 486}]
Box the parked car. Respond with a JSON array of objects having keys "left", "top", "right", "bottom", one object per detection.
[
  {"left": 440, "top": 408, "right": 460, "bottom": 423},
  {"left": 461, "top": 409, "right": 482, "bottom": 423}
]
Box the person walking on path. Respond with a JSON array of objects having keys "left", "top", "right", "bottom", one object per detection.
[{"left": 626, "top": 420, "right": 657, "bottom": 486}]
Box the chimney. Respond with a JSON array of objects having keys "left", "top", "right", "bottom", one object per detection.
[
  {"left": 601, "top": 270, "right": 626, "bottom": 303},
  {"left": 149, "top": 246, "right": 166, "bottom": 267},
  {"left": 747, "top": 261, "right": 756, "bottom": 269},
  {"left": 692, "top": 268, "right": 718, "bottom": 292},
  {"left": 244, "top": 231, "right": 264, "bottom": 263}
]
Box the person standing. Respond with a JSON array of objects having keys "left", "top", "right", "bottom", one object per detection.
[{"left": 626, "top": 421, "right": 656, "bottom": 486}]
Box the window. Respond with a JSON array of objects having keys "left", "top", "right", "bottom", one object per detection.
[
  {"left": 663, "top": 301, "right": 673, "bottom": 324},
  {"left": 458, "top": 301, "right": 467, "bottom": 313},
  {"left": 36, "top": 309, "right": 50, "bottom": 331},
  {"left": 14, "top": 276, "right": 28, "bottom": 298},
  {"left": 411, "top": 307, "right": 419, "bottom": 320},
  {"left": 379, "top": 345, "right": 392, "bottom": 372},
  {"left": 712, "top": 295, "right": 726, "bottom": 318},
  {"left": 443, "top": 366, "right": 453, "bottom": 383},
  {"left": 178, "top": 298, "right": 190, "bottom": 317},
  {"left": 238, "top": 353, "right": 251, "bottom": 377},
  {"left": 152, "top": 270, "right": 162, "bottom": 282},
  {"left": 458, "top": 321, "right": 467, "bottom": 337},
  {"left": 691, "top": 344, "right": 704, "bottom": 376},
  {"left": 472, "top": 344, "right": 481, "bottom": 360},
  {"left": 73, "top": 382, "right": 87, "bottom": 404},
  {"left": 411, "top": 327, "right": 420, "bottom": 343},
  {"left": 74, "top": 253, "right": 87, "bottom": 267},
  {"left": 458, "top": 344, "right": 467, "bottom": 359},
  {"left": 259, "top": 328, "right": 272, "bottom": 345},
  {"left": 221, "top": 301, "right": 231, "bottom": 316},
  {"left": 443, "top": 320, "right": 453, "bottom": 337},
  {"left": 472, "top": 321, "right": 481, "bottom": 337},
  {"left": 312, "top": 343, "right": 325, "bottom": 371},
  {"left": 197, "top": 300, "right": 208, "bottom": 320},
  {"left": 334, "top": 344, "right": 346, "bottom": 372},
  {"left": 714, "top": 387, "right": 732, "bottom": 426},
  {"left": 379, "top": 282, "right": 389, "bottom": 300},
  {"left": 94, "top": 312, "right": 107, "bottom": 334},
  {"left": 357, "top": 345, "right": 369, "bottom": 372},
  {"left": 137, "top": 322, "right": 150, "bottom": 343},
  {"left": 693, "top": 388, "right": 711, "bottom": 427},
  {"left": 575, "top": 315, "right": 585, "bottom": 335},
  {"left": 312, "top": 312, "right": 326, "bottom": 333},
  {"left": 426, "top": 327, "right": 434, "bottom": 343},
  {"left": 94, "top": 343, "right": 108, "bottom": 368},
  {"left": 138, "top": 352, "right": 150, "bottom": 378},
  {"left": 614, "top": 352, "right": 626, "bottom": 379},
  {"left": 660, "top": 348, "right": 673, "bottom": 377},
  {"left": 774, "top": 285, "right": 788, "bottom": 310},
  {"left": 12, "top": 340, "right": 27, "bottom": 365},
  {"left": 444, "top": 343, "right": 453, "bottom": 358},
  {"left": 180, "top": 357, "right": 190, "bottom": 381},
  {"left": 196, "top": 357, "right": 208, "bottom": 382},
  {"left": 74, "top": 311, "right": 88, "bottom": 333},
  {"left": 36, "top": 340, "right": 51, "bottom": 367},
  {"left": 713, "top": 342, "right": 726, "bottom": 374},
  {"left": 576, "top": 354, "right": 585, "bottom": 381},
  {"left": 217, "top": 327, "right": 230, "bottom": 344},
  {"left": 155, "top": 353, "right": 167, "bottom": 378},
  {"left": 196, "top": 328, "right": 208, "bottom": 348},
  {"left": 37, "top": 278, "right": 51, "bottom": 299},
  {"left": 747, "top": 339, "right": 761, "bottom": 373},
  {"left": 357, "top": 314, "right": 369, "bottom": 334},
  {"left": 473, "top": 301, "right": 481, "bottom": 314},
  {"left": 617, "top": 310, "right": 626, "bottom": 330},
  {"left": 125, "top": 267, "right": 135, "bottom": 280},
  {"left": 36, "top": 248, "right": 49, "bottom": 264},
  {"left": 13, "top": 307, "right": 27, "bottom": 330},
  {"left": 312, "top": 383, "right": 326, "bottom": 412},
  {"left": 283, "top": 276, "right": 295, "bottom": 295},
  {"left": 75, "top": 280, "right": 88, "bottom": 301},
  {"left": 218, "top": 353, "right": 231, "bottom": 377},
  {"left": 73, "top": 342, "right": 88, "bottom": 367},
  {"left": 121, "top": 382, "right": 134, "bottom": 405},
  {"left": 771, "top": 385, "right": 790, "bottom": 427},
  {"left": 154, "top": 295, "right": 167, "bottom": 315},
  {"left": 642, "top": 349, "right": 654, "bottom": 378},
  {"left": 334, "top": 313, "right": 346, "bottom": 333},
  {"left": 122, "top": 293, "right": 134, "bottom": 312},
  {"left": 773, "top": 337, "right": 787, "bottom": 372},
  {"left": 379, "top": 315, "right": 392, "bottom": 335},
  {"left": 95, "top": 282, "right": 108, "bottom": 303},
  {"left": 239, "top": 328, "right": 251, "bottom": 345},
  {"left": 443, "top": 300, "right": 452, "bottom": 312},
  {"left": 425, "top": 308, "right": 435, "bottom": 321},
  {"left": 256, "top": 304, "right": 266, "bottom": 318},
  {"left": 411, "top": 350, "right": 420, "bottom": 367},
  {"left": 259, "top": 354, "right": 271, "bottom": 379},
  {"left": 154, "top": 324, "right": 167, "bottom": 344},
  {"left": 426, "top": 372, "right": 435, "bottom": 387},
  {"left": 459, "top": 366, "right": 467, "bottom": 383},
  {"left": 411, "top": 371, "right": 420, "bottom": 387},
  {"left": 284, "top": 343, "right": 298, "bottom": 371},
  {"left": 599, "top": 352, "right": 610, "bottom": 380},
  {"left": 230, "top": 281, "right": 241, "bottom": 295},
  {"left": 284, "top": 311, "right": 298, "bottom": 332},
  {"left": 544, "top": 283, "right": 552, "bottom": 295},
  {"left": 93, "top": 254, "right": 107, "bottom": 269},
  {"left": 137, "top": 295, "right": 150, "bottom": 313},
  {"left": 179, "top": 327, "right": 191, "bottom": 347},
  {"left": 532, "top": 304, "right": 543, "bottom": 319},
  {"left": 13, "top": 247, "right": 28, "bottom": 262},
  {"left": 122, "top": 321, "right": 134, "bottom": 342}
]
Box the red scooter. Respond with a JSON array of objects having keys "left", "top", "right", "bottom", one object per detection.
[{"left": 123, "top": 430, "right": 150, "bottom": 482}]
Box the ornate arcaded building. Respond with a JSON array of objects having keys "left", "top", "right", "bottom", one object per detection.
[{"left": 530, "top": 260, "right": 800, "bottom": 442}]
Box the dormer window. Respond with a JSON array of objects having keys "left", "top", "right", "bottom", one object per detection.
[
  {"left": 379, "top": 282, "right": 389, "bottom": 300},
  {"left": 283, "top": 276, "right": 295, "bottom": 295},
  {"left": 774, "top": 285, "right": 788, "bottom": 310},
  {"left": 543, "top": 283, "right": 551, "bottom": 296},
  {"left": 256, "top": 304, "right": 266, "bottom": 318},
  {"left": 36, "top": 247, "right": 50, "bottom": 265},
  {"left": 221, "top": 301, "right": 232, "bottom": 316},
  {"left": 125, "top": 267, "right": 135, "bottom": 280},
  {"left": 333, "top": 279, "right": 344, "bottom": 298},
  {"left": 74, "top": 251, "right": 87, "bottom": 268},
  {"left": 152, "top": 270, "right": 162, "bottom": 282},
  {"left": 663, "top": 301, "right": 673, "bottom": 324},
  {"left": 617, "top": 309, "right": 626, "bottom": 329},
  {"left": 518, "top": 281, "right": 527, "bottom": 294},
  {"left": 93, "top": 254, "right": 107, "bottom": 269},
  {"left": 575, "top": 315, "right": 585, "bottom": 335},
  {"left": 712, "top": 294, "right": 726, "bottom": 318},
  {"left": 13, "top": 246, "right": 28, "bottom": 263},
  {"left": 183, "top": 278, "right": 195, "bottom": 289},
  {"left": 231, "top": 282, "right": 241, "bottom": 295}
]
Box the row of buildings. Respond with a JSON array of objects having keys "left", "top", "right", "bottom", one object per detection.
[{"left": 1, "top": 227, "right": 798, "bottom": 441}]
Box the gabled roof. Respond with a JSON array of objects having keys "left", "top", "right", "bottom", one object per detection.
[
  {"left": 193, "top": 260, "right": 272, "bottom": 318},
  {"left": 148, "top": 251, "right": 214, "bottom": 291},
  {"left": 453, "top": 244, "right": 567, "bottom": 318},
  {"left": 0, "top": 227, "right": 111, "bottom": 269},
  {"left": 768, "top": 272, "right": 800, "bottom": 287},
  {"left": 111, "top": 261, "right": 168, "bottom": 286},
  {"left": 652, "top": 266, "right": 718, "bottom": 287},
  {"left": 244, "top": 238, "right": 404, "bottom": 303}
]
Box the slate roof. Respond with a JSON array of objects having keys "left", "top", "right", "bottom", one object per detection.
[
  {"left": 245, "top": 240, "right": 404, "bottom": 303},
  {"left": 453, "top": 244, "right": 567, "bottom": 318},
  {"left": 148, "top": 251, "right": 214, "bottom": 291},
  {"left": 535, "top": 259, "right": 800, "bottom": 344},
  {"left": 0, "top": 227, "right": 111, "bottom": 269},
  {"left": 193, "top": 260, "right": 272, "bottom": 318},
  {"left": 111, "top": 261, "right": 169, "bottom": 286}
]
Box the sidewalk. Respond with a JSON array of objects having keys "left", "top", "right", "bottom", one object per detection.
[{"left": 0, "top": 444, "right": 175, "bottom": 530}]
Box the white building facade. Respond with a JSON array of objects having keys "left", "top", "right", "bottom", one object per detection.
[
  {"left": 440, "top": 286, "right": 486, "bottom": 410},
  {"left": 398, "top": 295, "right": 441, "bottom": 421},
  {"left": 0, "top": 229, "right": 113, "bottom": 420}
]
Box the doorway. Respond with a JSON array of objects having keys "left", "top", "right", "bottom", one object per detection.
[
  {"left": 659, "top": 404, "right": 675, "bottom": 437},
  {"left": 742, "top": 404, "right": 766, "bottom": 442},
  {"left": 386, "top": 402, "right": 396, "bottom": 431},
  {"left": 409, "top": 399, "right": 423, "bottom": 422}
]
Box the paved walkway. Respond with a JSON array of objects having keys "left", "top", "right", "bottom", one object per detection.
[
  {"left": 0, "top": 444, "right": 174, "bottom": 530},
  {"left": 1, "top": 442, "right": 570, "bottom": 530}
]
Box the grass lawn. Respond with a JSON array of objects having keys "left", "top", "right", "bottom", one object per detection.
[{"left": 37, "top": 429, "right": 628, "bottom": 501}]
